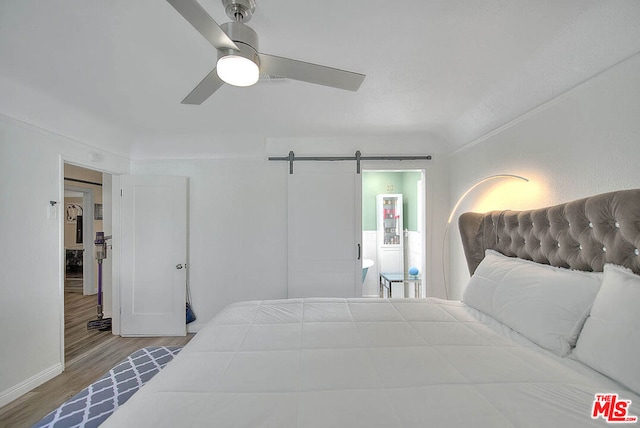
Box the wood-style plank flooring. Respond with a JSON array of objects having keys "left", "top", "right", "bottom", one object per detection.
[{"left": 0, "top": 290, "right": 194, "bottom": 427}]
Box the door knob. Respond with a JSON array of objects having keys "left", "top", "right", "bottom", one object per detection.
[{"left": 176, "top": 264, "right": 183, "bottom": 270}]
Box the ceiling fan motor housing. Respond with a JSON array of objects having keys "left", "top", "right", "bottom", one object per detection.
[
  {"left": 218, "top": 21, "right": 259, "bottom": 66},
  {"left": 222, "top": 0, "right": 256, "bottom": 23}
]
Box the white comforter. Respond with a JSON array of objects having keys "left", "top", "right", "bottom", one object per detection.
[{"left": 103, "top": 298, "right": 639, "bottom": 427}]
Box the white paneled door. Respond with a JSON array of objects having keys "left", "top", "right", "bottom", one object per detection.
[
  {"left": 119, "top": 175, "right": 187, "bottom": 336},
  {"left": 288, "top": 162, "right": 362, "bottom": 298}
]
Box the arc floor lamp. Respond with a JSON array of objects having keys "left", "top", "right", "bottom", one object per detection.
[{"left": 442, "top": 174, "right": 529, "bottom": 299}]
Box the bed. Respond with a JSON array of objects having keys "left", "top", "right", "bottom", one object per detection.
[{"left": 103, "top": 189, "right": 640, "bottom": 427}]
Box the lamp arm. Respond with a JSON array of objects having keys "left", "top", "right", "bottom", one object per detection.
[
  {"left": 447, "top": 174, "right": 529, "bottom": 224},
  {"left": 442, "top": 174, "right": 529, "bottom": 300}
]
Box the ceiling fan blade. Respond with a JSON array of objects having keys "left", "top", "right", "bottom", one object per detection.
[
  {"left": 181, "top": 68, "right": 225, "bottom": 104},
  {"left": 258, "top": 53, "right": 365, "bottom": 91},
  {"left": 167, "top": 0, "right": 239, "bottom": 51}
]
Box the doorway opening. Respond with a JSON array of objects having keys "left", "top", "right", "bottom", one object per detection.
[
  {"left": 62, "top": 163, "right": 112, "bottom": 363},
  {"left": 63, "top": 185, "right": 94, "bottom": 296},
  {"left": 361, "top": 169, "right": 426, "bottom": 298}
]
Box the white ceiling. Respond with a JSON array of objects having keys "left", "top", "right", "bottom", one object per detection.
[{"left": 1, "top": 1, "right": 640, "bottom": 159}]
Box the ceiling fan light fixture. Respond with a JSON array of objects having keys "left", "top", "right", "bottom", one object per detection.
[
  {"left": 167, "top": 0, "right": 366, "bottom": 103},
  {"left": 217, "top": 54, "right": 259, "bottom": 86}
]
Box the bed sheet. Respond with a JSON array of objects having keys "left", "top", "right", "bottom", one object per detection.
[{"left": 102, "top": 298, "right": 640, "bottom": 427}]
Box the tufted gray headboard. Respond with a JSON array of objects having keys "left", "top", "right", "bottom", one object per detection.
[{"left": 459, "top": 189, "right": 640, "bottom": 276}]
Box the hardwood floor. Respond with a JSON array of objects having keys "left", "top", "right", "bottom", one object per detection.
[{"left": 0, "top": 291, "right": 194, "bottom": 427}]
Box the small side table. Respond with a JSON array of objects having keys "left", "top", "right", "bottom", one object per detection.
[{"left": 379, "top": 273, "right": 422, "bottom": 298}]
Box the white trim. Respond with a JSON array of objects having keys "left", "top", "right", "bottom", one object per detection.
[
  {"left": 186, "top": 323, "right": 204, "bottom": 334},
  {"left": 58, "top": 157, "right": 120, "bottom": 378},
  {"left": 451, "top": 51, "right": 640, "bottom": 157},
  {"left": 111, "top": 175, "right": 121, "bottom": 336},
  {"left": 0, "top": 112, "right": 130, "bottom": 162},
  {"left": 131, "top": 153, "right": 268, "bottom": 162},
  {"left": 57, "top": 157, "right": 66, "bottom": 372},
  {"left": 0, "top": 363, "right": 63, "bottom": 408},
  {"left": 361, "top": 163, "right": 429, "bottom": 298}
]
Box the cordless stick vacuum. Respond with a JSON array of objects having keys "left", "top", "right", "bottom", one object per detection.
[{"left": 87, "top": 232, "right": 112, "bottom": 331}]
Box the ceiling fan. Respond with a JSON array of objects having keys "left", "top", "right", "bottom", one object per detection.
[{"left": 167, "top": 0, "right": 366, "bottom": 104}]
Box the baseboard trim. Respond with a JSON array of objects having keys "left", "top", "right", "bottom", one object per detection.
[
  {"left": 0, "top": 363, "right": 63, "bottom": 408},
  {"left": 187, "top": 322, "right": 204, "bottom": 334}
]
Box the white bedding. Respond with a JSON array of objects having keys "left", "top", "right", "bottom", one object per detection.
[{"left": 103, "top": 298, "right": 640, "bottom": 427}]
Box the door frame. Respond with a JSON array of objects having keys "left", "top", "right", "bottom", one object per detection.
[
  {"left": 59, "top": 158, "right": 115, "bottom": 370},
  {"left": 360, "top": 161, "right": 429, "bottom": 297}
]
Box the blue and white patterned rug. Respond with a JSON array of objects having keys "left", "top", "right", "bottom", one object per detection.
[{"left": 33, "top": 346, "right": 182, "bottom": 428}]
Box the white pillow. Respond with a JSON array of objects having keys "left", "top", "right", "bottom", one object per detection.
[
  {"left": 574, "top": 264, "right": 640, "bottom": 395},
  {"left": 462, "top": 250, "right": 602, "bottom": 356}
]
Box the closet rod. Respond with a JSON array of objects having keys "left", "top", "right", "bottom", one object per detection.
[{"left": 268, "top": 151, "right": 432, "bottom": 174}]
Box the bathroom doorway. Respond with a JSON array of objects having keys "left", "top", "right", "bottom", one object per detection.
[{"left": 361, "top": 169, "right": 426, "bottom": 297}]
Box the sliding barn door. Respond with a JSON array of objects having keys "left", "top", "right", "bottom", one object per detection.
[
  {"left": 119, "top": 175, "right": 187, "bottom": 336},
  {"left": 288, "top": 162, "right": 362, "bottom": 298}
]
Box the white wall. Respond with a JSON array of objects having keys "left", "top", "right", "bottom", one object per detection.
[
  {"left": 131, "top": 136, "right": 450, "bottom": 330},
  {"left": 130, "top": 158, "right": 289, "bottom": 331},
  {"left": 0, "top": 75, "right": 134, "bottom": 159},
  {"left": 0, "top": 115, "right": 129, "bottom": 406},
  {"left": 447, "top": 53, "right": 640, "bottom": 300}
]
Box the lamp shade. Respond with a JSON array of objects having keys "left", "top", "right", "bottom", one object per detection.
[{"left": 217, "top": 54, "right": 259, "bottom": 87}]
